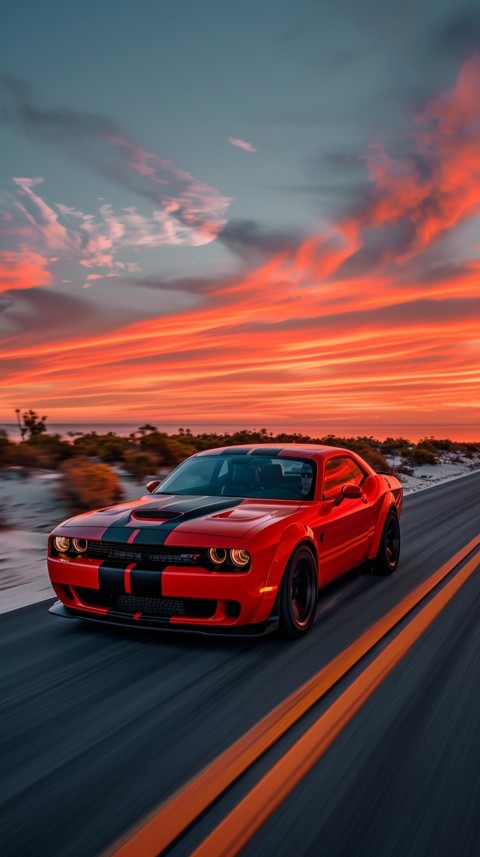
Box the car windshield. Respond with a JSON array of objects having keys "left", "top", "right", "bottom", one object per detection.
[{"left": 154, "top": 455, "right": 316, "bottom": 500}]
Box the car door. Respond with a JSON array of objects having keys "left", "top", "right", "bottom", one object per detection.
[{"left": 315, "top": 455, "right": 377, "bottom": 583}]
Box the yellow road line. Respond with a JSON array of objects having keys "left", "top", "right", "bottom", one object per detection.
[
  {"left": 192, "top": 552, "right": 479, "bottom": 857},
  {"left": 100, "top": 535, "right": 480, "bottom": 857}
]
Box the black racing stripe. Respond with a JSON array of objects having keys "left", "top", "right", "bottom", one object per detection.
[
  {"left": 98, "top": 563, "right": 127, "bottom": 594},
  {"left": 97, "top": 496, "right": 243, "bottom": 548},
  {"left": 101, "top": 512, "right": 139, "bottom": 541},
  {"left": 248, "top": 447, "right": 284, "bottom": 456},
  {"left": 219, "top": 447, "right": 285, "bottom": 456},
  {"left": 151, "top": 496, "right": 238, "bottom": 515},
  {"left": 99, "top": 495, "right": 228, "bottom": 542},
  {"left": 129, "top": 569, "right": 163, "bottom": 597},
  {"left": 132, "top": 497, "right": 244, "bottom": 546}
]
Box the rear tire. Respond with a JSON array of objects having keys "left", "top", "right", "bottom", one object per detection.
[
  {"left": 279, "top": 546, "right": 318, "bottom": 638},
  {"left": 373, "top": 509, "right": 400, "bottom": 574}
]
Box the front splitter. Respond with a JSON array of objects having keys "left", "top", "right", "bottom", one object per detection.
[{"left": 49, "top": 601, "right": 279, "bottom": 637}]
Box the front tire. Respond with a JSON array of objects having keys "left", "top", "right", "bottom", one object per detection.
[
  {"left": 279, "top": 546, "right": 318, "bottom": 638},
  {"left": 373, "top": 509, "right": 400, "bottom": 574}
]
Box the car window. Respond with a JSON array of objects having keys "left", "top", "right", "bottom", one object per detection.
[
  {"left": 155, "top": 455, "right": 316, "bottom": 500},
  {"left": 161, "top": 458, "right": 217, "bottom": 492},
  {"left": 323, "top": 456, "right": 365, "bottom": 500}
]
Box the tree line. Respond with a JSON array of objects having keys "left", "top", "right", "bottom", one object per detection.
[{"left": 1, "top": 410, "right": 478, "bottom": 515}]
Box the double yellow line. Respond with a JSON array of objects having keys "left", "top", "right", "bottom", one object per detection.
[{"left": 101, "top": 534, "right": 480, "bottom": 857}]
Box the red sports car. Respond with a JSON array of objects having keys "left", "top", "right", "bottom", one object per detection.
[{"left": 47, "top": 444, "right": 402, "bottom": 637}]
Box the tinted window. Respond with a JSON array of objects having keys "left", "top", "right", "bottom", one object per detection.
[
  {"left": 155, "top": 455, "right": 316, "bottom": 500},
  {"left": 323, "top": 457, "right": 365, "bottom": 500}
]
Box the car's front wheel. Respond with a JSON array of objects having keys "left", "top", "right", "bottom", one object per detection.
[
  {"left": 373, "top": 508, "right": 400, "bottom": 574},
  {"left": 279, "top": 546, "right": 318, "bottom": 638}
]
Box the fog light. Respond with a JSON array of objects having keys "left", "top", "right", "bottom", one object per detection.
[
  {"left": 72, "top": 538, "right": 88, "bottom": 554},
  {"left": 230, "top": 548, "right": 250, "bottom": 567},
  {"left": 54, "top": 536, "right": 70, "bottom": 553}
]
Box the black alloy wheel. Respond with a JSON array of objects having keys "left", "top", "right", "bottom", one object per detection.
[
  {"left": 279, "top": 546, "right": 318, "bottom": 638},
  {"left": 374, "top": 508, "right": 401, "bottom": 574}
]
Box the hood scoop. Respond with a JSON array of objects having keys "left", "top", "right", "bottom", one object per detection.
[{"left": 133, "top": 508, "right": 183, "bottom": 520}]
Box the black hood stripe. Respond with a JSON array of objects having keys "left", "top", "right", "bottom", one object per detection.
[{"left": 101, "top": 496, "right": 244, "bottom": 547}]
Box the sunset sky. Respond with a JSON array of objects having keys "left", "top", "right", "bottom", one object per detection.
[{"left": 1, "top": 0, "right": 480, "bottom": 440}]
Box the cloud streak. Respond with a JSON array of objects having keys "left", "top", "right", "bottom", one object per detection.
[
  {"left": 228, "top": 137, "right": 257, "bottom": 153},
  {"left": 0, "top": 75, "right": 231, "bottom": 243},
  {"left": 0, "top": 175, "right": 225, "bottom": 290}
]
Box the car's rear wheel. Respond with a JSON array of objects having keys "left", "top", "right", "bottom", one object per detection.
[
  {"left": 279, "top": 546, "right": 318, "bottom": 638},
  {"left": 373, "top": 508, "right": 400, "bottom": 574}
]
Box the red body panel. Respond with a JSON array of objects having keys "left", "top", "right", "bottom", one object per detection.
[{"left": 47, "top": 444, "right": 403, "bottom": 633}]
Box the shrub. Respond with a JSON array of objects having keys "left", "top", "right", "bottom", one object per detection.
[
  {"left": 417, "top": 439, "right": 438, "bottom": 455},
  {"left": 59, "top": 458, "right": 123, "bottom": 513},
  {"left": 359, "top": 447, "right": 393, "bottom": 472},
  {"left": 380, "top": 437, "right": 411, "bottom": 455},
  {"left": 72, "top": 432, "right": 131, "bottom": 462},
  {"left": 123, "top": 451, "right": 158, "bottom": 483},
  {"left": 96, "top": 436, "right": 130, "bottom": 463},
  {"left": 24, "top": 434, "right": 74, "bottom": 468},
  {"left": 7, "top": 442, "right": 44, "bottom": 469},
  {"left": 403, "top": 447, "right": 438, "bottom": 466},
  {"left": 139, "top": 431, "right": 195, "bottom": 464},
  {"left": 0, "top": 432, "right": 16, "bottom": 468}
]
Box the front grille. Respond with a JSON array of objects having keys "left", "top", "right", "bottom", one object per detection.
[
  {"left": 86, "top": 540, "right": 207, "bottom": 566},
  {"left": 114, "top": 594, "right": 216, "bottom": 618}
]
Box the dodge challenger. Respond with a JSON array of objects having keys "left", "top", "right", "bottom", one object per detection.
[{"left": 47, "top": 444, "right": 402, "bottom": 637}]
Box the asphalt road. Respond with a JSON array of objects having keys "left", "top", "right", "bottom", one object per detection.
[{"left": 1, "top": 473, "right": 479, "bottom": 857}]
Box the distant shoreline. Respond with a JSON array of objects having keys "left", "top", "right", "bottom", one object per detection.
[{"left": 1, "top": 422, "right": 479, "bottom": 444}]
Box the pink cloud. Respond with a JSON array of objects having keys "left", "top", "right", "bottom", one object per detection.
[
  {"left": 104, "top": 136, "right": 232, "bottom": 241},
  {"left": 0, "top": 79, "right": 232, "bottom": 246},
  {"left": 228, "top": 137, "right": 257, "bottom": 153},
  {"left": 13, "top": 177, "right": 72, "bottom": 252},
  {"left": 0, "top": 176, "right": 229, "bottom": 288}
]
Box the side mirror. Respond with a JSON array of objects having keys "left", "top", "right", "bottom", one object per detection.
[
  {"left": 145, "top": 480, "right": 161, "bottom": 493},
  {"left": 341, "top": 483, "right": 363, "bottom": 499},
  {"left": 330, "top": 483, "right": 363, "bottom": 506}
]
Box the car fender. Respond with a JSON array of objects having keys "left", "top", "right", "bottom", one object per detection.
[
  {"left": 368, "top": 492, "right": 400, "bottom": 560},
  {"left": 263, "top": 521, "right": 317, "bottom": 585},
  {"left": 249, "top": 522, "right": 317, "bottom": 625}
]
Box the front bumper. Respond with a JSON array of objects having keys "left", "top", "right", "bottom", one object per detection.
[
  {"left": 47, "top": 544, "right": 280, "bottom": 631},
  {"left": 48, "top": 601, "right": 278, "bottom": 636}
]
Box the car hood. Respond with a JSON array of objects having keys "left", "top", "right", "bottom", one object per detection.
[{"left": 55, "top": 494, "right": 307, "bottom": 539}]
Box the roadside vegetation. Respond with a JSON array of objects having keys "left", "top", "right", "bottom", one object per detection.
[{"left": 1, "top": 410, "right": 479, "bottom": 512}]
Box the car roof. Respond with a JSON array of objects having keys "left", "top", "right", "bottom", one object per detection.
[{"left": 196, "top": 444, "right": 350, "bottom": 460}]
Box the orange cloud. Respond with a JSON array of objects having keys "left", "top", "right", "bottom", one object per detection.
[
  {"left": 0, "top": 249, "right": 52, "bottom": 293},
  {"left": 361, "top": 55, "right": 480, "bottom": 255}
]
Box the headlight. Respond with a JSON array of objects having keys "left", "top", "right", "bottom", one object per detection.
[
  {"left": 208, "top": 547, "right": 227, "bottom": 565},
  {"left": 54, "top": 536, "right": 70, "bottom": 553},
  {"left": 72, "top": 538, "right": 88, "bottom": 554},
  {"left": 230, "top": 548, "right": 250, "bottom": 567}
]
